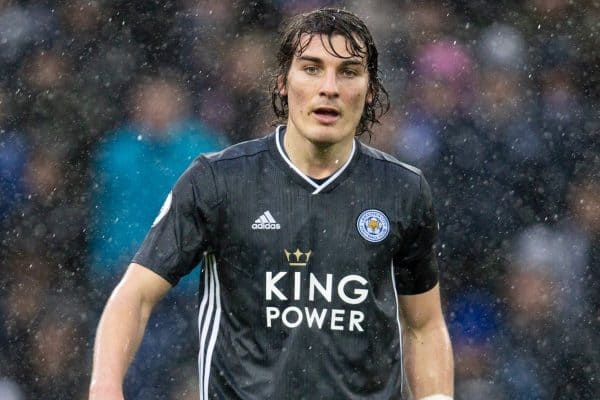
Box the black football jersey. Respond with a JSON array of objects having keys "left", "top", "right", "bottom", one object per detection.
[{"left": 133, "top": 126, "right": 439, "bottom": 399}]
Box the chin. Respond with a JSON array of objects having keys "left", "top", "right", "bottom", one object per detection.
[
  {"left": 307, "top": 124, "right": 351, "bottom": 143},
  {"left": 306, "top": 130, "right": 343, "bottom": 146}
]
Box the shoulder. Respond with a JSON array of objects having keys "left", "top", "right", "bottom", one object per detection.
[
  {"left": 182, "top": 134, "right": 272, "bottom": 183},
  {"left": 202, "top": 134, "right": 271, "bottom": 164},
  {"left": 358, "top": 141, "right": 424, "bottom": 182},
  {"left": 358, "top": 144, "right": 437, "bottom": 226},
  {"left": 177, "top": 134, "right": 272, "bottom": 208}
]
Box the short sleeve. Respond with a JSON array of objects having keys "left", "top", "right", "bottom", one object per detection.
[
  {"left": 132, "top": 157, "right": 219, "bottom": 286},
  {"left": 393, "top": 174, "right": 439, "bottom": 295}
]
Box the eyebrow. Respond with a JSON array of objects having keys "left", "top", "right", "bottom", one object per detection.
[{"left": 297, "top": 55, "right": 365, "bottom": 67}]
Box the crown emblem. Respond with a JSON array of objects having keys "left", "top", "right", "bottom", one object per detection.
[{"left": 284, "top": 248, "right": 312, "bottom": 267}]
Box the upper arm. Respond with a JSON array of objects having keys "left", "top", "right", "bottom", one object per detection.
[
  {"left": 394, "top": 174, "right": 439, "bottom": 295},
  {"left": 113, "top": 263, "right": 173, "bottom": 307},
  {"left": 398, "top": 283, "right": 445, "bottom": 332},
  {"left": 132, "top": 157, "right": 219, "bottom": 286}
]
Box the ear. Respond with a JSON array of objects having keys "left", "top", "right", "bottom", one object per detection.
[
  {"left": 277, "top": 75, "right": 287, "bottom": 96},
  {"left": 366, "top": 87, "right": 374, "bottom": 104}
]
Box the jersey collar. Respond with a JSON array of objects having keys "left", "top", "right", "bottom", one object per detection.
[{"left": 273, "top": 125, "right": 358, "bottom": 195}]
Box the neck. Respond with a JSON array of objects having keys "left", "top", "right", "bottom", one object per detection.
[{"left": 283, "top": 126, "right": 354, "bottom": 179}]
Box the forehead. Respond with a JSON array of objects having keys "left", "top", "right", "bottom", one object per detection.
[{"left": 295, "top": 33, "right": 367, "bottom": 62}]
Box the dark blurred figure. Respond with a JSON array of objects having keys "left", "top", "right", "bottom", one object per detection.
[
  {"left": 473, "top": 23, "right": 547, "bottom": 223},
  {"left": 57, "top": 0, "right": 137, "bottom": 142},
  {"left": 10, "top": 48, "right": 91, "bottom": 265},
  {"left": 217, "top": 31, "right": 274, "bottom": 139},
  {"left": 0, "top": 1, "right": 59, "bottom": 75},
  {"left": 174, "top": 0, "right": 240, "bottom": 135},
  {"left": 0, "top": 87, "right": 28, "bottom": 220},
  {"left": 0, "top": 140, "right": 87, "bottom": 393},
  {"left": 448, "top": 289, "right": 506, "bottom": 400},
  {"left": 3, "top": 147, "right": 85, "bottom": 276},
  {"left": 563, "top": 168, "right": 600, "bottom": 325},
  {"left": 174, "top": 1, "right": 278, "bottom": 141},
  {"left": 494, "top": 215, "right": 599, "bottom": 399},
  {"left": 393, "top": 39, "right": 523, "bottom": 290},
  {"left": 26, "top": 296, "right": 90, "bottom": 399},
  {"left": 0, "top": 251, "right": 91, "bottom": 399},
  {"left": 18, "top": 49, "right": 80, "bottom": 153},
  {"left": 0, "top": 138, "right": 88, "bottom": 398}
]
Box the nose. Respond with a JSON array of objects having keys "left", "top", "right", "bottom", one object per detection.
[{"left": 319, "top": 70, "right": 339, "bottom": 99}]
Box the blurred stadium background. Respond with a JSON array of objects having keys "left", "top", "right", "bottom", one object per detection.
[{"left": 0, "top": 0, "right": 598, "bottom": 399}]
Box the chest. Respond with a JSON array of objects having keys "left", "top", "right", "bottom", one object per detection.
[{"left": 216, "top": 177, "right": 407, "bottom": 279}]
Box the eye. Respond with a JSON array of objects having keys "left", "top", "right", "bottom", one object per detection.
[
  {"left": 304, "top": 66, "right": 319, "bottom": 75},
  {"left": 342, "top": 69, "right": 358, "bottom": 78}
]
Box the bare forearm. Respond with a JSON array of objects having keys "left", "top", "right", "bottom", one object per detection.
[
  {"left": 89, "top": 264, "right": 171, "bottom": 399},
  {"left": 89, "top": 283, "right": 153, "bottom": 396},
  {"left": 403, "top": 322, "right": 454, "bottom": 399}
]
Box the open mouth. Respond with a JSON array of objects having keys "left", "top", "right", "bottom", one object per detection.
[
  {"left": 313, "top": 107, "right": 340, "bottom": 117},
  {"left": 312, "top": 107, "right": 340, "bottom": 123}
]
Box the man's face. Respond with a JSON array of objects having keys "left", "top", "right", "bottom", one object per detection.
[{"left": 280, "top": 34, "right": 372, "bottom": 146}]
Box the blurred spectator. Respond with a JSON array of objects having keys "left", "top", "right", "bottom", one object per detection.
[
  {"left": 563, "top": 170, "right": 600, "bottom": 313},
  {"left": 393, "top": 38, "right": 524, "bottom": 290},
  {"left": 1, "top": 144, "right": 86, "bottom": 293},
  {"left": 0, "top": 88, "right": 27, "bottom": 220},
  {"left": 448, "top": 289, "right": 506, "bottom": 400},
  {"left": 494, "top": 216, "right": 599, "bottom": 399},
  {"left": 395, "top": 1, "right": 453, "bottom": 48},
  {"left": 477, "top": 23, "right": 527, "bottom": 72},
  {"left": 87, "top": 74, "right": 227, "bottom": 398},
  {"left": 59, "top": 0, "right": 103, "bottom": 37},
  {"left": 176, "top": 2, "right": 276, "bottom": 139},
  {"left": 26, "top": 296, "right": 90, "bottom": 399},
  {"left": 395, "top": 39, "right": 475, "bottom": 166},
  {"left": 0, "top": 249, "right": 90, "bottom": 398},
  {"left": 217, "top": 31, "right": 274, "bottom": 139},
  {"left": 175, "top": 0, "right": 238, "bottom": 82},
  {"left": 88, "top": 74, "right": 227, "bottom": 291},
  {"left": 0, "top": 2, "right": 58, "bottom": 73},
  {"left": 18, "top": 49, "right": 82, "bottom": 153},
  {"left": 0, "top": 378, "right": 23, "bottom": 400},
  {"left": 472, "top": 67, "right": 545, "bottom": 223}
]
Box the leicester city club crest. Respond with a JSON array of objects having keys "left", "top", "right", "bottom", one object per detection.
[{"left": 356, "top": 209, "right": 390, "bottom": 243}]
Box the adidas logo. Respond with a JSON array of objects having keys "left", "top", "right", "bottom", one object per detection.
[{"left": 252, "top": 211, "right": 281, "bottom": 230}]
